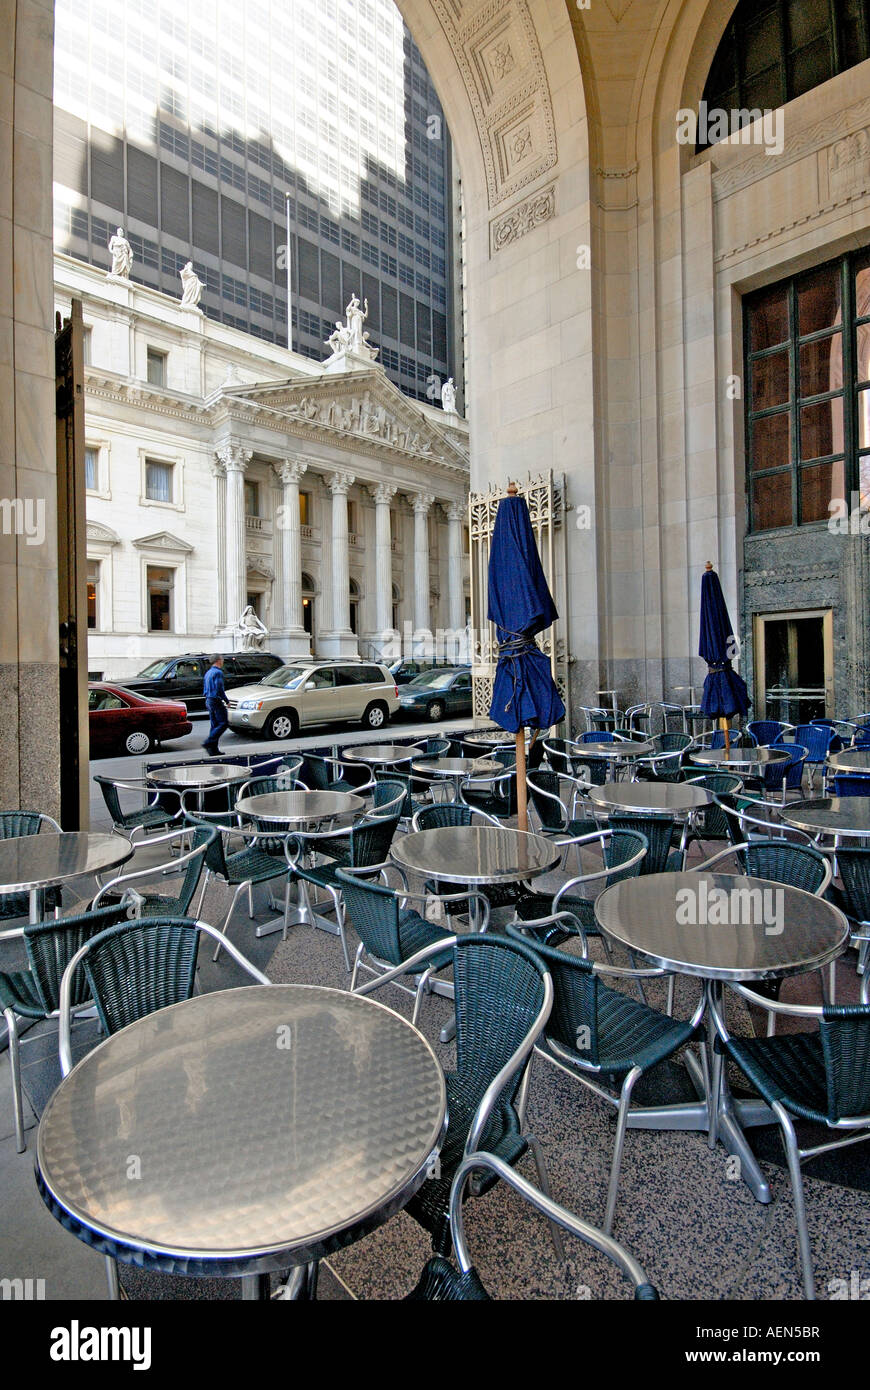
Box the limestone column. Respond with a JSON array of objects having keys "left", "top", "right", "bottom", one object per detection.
[
  {"left": 275, "top": 459, "right": 308, "bottom": 640},
  {"left": 327, "top": 470, "right": 355, "bottom": 635},
  {"left": 370, "top": 483, "right": 397, "bottom": 639},
  {"left": 446, "top": 500, "right": 465, "bottom": 634},
  {"left": 215, "top": 441, "right": 251, "bottom": 629},
  {"left": 412, "top": 493, "right": 435, "bottom": 633}
]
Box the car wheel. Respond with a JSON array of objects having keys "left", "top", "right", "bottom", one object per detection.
[
  {"left": 427, "top": 701, "right": 445, "bottom": 723},
  {"left": 362, "top": 702, "right": 389, "bottom": 730},
  {"left": 124, "top": 729, "right": 153, "bottom": 755},
  {"left": 266, "top": 708, "right": 299, "bottom": 740}
]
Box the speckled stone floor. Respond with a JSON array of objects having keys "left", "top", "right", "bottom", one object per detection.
[{"left": 9, "top": 836, "right": 870, "bottom": 1301}]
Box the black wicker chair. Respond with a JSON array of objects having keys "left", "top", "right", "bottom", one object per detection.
[
  {"left": 0, "top": 812, "right": 64, "bottom": 920},
  {"left": 357, "top": 932, "right": 561, "bottom": 1258}
]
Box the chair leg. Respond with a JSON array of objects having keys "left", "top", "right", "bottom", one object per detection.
[
  {"left": 412, "top": 968, "right": 432, "bottom": 1025},
  {"left": 350, "top": 940, "right": 366, "bottom": 992},
  {"left": 195, "top": 867, "right": 211, "bottom": 918},
  {"left": 665, "top": 974, "right": 675, "bottom": 1017},
  {"left": 105, "top": 1255, "right": 121, "bottom": 1300},
  {"left": 212, "top": 882, "right": 246, "bottom": 962},
  {"left": 775, "top": 1105, "right": 815, "bottom": 1300},
  {"left": 247, "top": 881, "right": 255, "bottom": 919},
  {"left": 824, "top": 960, "right": 836, "bottom": 1006},
  {"left": 4, "top": 1008, "right": 25, "bottom": 1153},
  {"left": 604, "top": 1066, "right": 642, "bottom": 1236},
  {"left": 525, "top": 1133, "right": 566, "bottom": 1263}
]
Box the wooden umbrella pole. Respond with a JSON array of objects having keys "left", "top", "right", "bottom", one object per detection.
[
  {"left": 516, "top": 728, "right": 528, "bottom": 833},
  {"left": 721, "top": 716, "right": 730, "bottom": 754}
]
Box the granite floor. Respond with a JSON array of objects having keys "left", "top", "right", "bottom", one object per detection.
[{"left": 2, "top": 829, "right": 869, "bottom": 1302}]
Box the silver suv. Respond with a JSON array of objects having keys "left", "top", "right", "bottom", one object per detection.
[{"left": 227, "top": 660, "right": 400, "bottom": 739}]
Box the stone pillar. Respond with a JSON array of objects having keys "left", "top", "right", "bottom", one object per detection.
[
  {"left": 211, "top": 458, "right": 228, "bottom": 628},
  {"left": 319, "top": 470, "right": 357, "bottom": 657},
  {"left": 412, "top": 493, "right": 435, "bottom": 638},
  {"left": 275, "top": 458, "right": 309, "bottom": 656},
  {"left": 215, "top": 442, "right": 251, "bottom": 632},
  {"left": 447, "top": 500, "right": 465, "bottom": 634},
  {"left": 371, "top": 482, "right": 397, "bottom": 645}
]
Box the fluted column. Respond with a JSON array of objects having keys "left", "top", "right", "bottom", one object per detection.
[
  {"left": 276, "top": 459, "right": 307, "bottom": 637},
  {"left": 215, "top": 441, "right": 251, "bottom": 629},
  {"left": 327, "top": 470, "right": 355, "bottom": 635},
  {"left": 412, "top": 493, "right": 435, "bottom": 634},
  {"left": 211, "top": 457, "right": 228, "bottom": 628},
  {"left": 447, "top": 500, "right": 465, "bottom": 634},
  {"left": 370, "top": 483, "right": 397, "bottom": 640}
]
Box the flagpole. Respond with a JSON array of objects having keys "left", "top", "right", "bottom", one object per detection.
[{"left": 285, "top": 191, "right": 293, "bottom": 352}]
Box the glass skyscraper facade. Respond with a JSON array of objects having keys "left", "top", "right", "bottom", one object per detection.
[{"left": 52, "top": 0, "right": 458, "bottom": 401}]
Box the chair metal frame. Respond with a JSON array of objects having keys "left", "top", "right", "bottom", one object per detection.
[
  {"left": 689, "top": 840, "right": 833, "bottom": 898},
  {"left": 708, "top": 980, "right": 870, "bottom": 1300},
  {"left": 90, "top": 825, "right": 216, "bottom": 914},
  {"left": 93, "top": 774, "right": 183, "bottom": 840},
  {"left": 446, "top": 1151, "right": 658, "bottom": 1298},
  {"left": 184, "top": 811, "right": 293, "bottom": 961}
]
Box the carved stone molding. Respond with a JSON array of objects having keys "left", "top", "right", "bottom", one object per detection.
[
  {"left": 131, "top": 531, "right": 194, "bottom": 553},
  {"left": 275, "top": 459, "right": 308, "bottom": 487},
  {"left": 711, "top": 96, "right": 870, "bottom": 201},
  {"left": 326, "top": 470, "right": 355, "bottom": 497},
  {"left": 369, "top": 482, "right": 398, "bottom": 506},
  {"left": 432, "top": 0, "right": 557, "bottom": 209},
  {"left": 489, "top": 183, "right": 555, "bottom": 252},
  {"left": 246, "top": 556, "right": 275, "bottom": 580},
  {"left": 411, "top": 491, "right": 436, "bottom": 515},
  {"left": 829, "top": 126, "right": 870, "bottom": 200},
  {"left": 86, "top": 521, "right": 120, "bottom": 546},
  {"left": 214, "top": 441, "right": 252, "bottom": 474}
]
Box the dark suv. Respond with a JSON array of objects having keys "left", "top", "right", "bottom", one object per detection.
[{"left": 115, "top": 652, "right": 284, "bottom": 713}]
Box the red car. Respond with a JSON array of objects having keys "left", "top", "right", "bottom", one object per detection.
[{"left": 88, "top": 682, "right": 192, "bottom": 757}]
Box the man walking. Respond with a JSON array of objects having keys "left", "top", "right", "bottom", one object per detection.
[{"left": 203, "top": 655, "right": 229, "bottom": 755}]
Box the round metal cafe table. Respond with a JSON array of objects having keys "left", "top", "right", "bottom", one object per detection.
[
  {"left": 145, "top": 762, "right": 250, "bottom": 790},
  {"left": 341, "top": 744, "right": 416, "bottom": 767},
  {"left": 828, "top": 749, "right": 870, "bottom": 775},
  {"left": 780, "top": 797, "right": 870, "bottom": 840},
  {"left": 589, "top": 781, "right": 711, "bottom": 815},
  {"left": 235, "top": 790, "right": 366, "bottom": 940},
  {"left": 0, "top": 831, "right": 133, "bottom": 926},
  {"left": 390, "top": 824, "right": 560, "bottom": 886},
  {"left": 575, "top": 740, "right": 655, "bottom": 760},
  {"left": 35, "top": 985, "right": 446, "bottom": 1299},
  {"left": 692, "top": 746, "right": 790, "bottom": 770},
  {"left": 410, "top": 756, "right": 501, "bottom": 801},
  {"left": 595, "top": 871, "right": 849, "bottom": 1204},
  {"left": 235, "top": 789, "right": 366, "bottom": 825}
]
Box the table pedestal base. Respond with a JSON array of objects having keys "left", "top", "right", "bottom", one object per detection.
[{"left": 623, "top": 1041, "right": 773, "bottom": 1204}]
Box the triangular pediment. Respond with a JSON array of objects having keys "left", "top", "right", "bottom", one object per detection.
[
  {"left": 86, "top": 520, "right": 120, "bottom": 545},
  {"left": 132, "top": 531, "right": 194, "bottom": 553},
  {"left": 216, "top": 368, "right": 469, "bottom": 471}
]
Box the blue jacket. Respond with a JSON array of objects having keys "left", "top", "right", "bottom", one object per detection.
[{"left": 203, "top": 664, "right": 227, "bottom": 702}]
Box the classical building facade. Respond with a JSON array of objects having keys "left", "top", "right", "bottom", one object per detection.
[{"left": 53, "top": 254, "right": 470, "bottom": 682}]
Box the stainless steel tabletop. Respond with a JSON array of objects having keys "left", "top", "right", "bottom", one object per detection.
[
  {"left": 589, "top": 781, "right": 712, "bottom": 814},
  {"left": 575, "top": 741, "right": 655, "bottom": 759},
  {"left": 595, "top": 871, "right": 849, "bottom": 981},
  {"left": 693, "top": 747, "right": 790, "bottom": 768},
  {"left": 410, "top": 757, "right": 501, "bottom": 779},
  {"left": 36, "top": 985, "right": 446, "bottom": 1274},
  {"left": 780, "top": 797, "right": 870, "bottom": 837},
  {"left": 341, "top": 745, "right": 416, "bottom": 765},
  {"left": 235, "top": 790, "right": 365, "bottom": 823},
  {"left": 390, "top": 825, "right": 560, "bottom": 884},
  {"left": 0, "top": 831, "right": 132, "bottom": 895},
  {"left": 146, "top": 762, "right": 250, "bottom": 788},
  {"left": 828, "top": 749, "right": 870, "bottom": 774},
  {"left": 463, "top": 730, "right": 532, "bottom": 746}
]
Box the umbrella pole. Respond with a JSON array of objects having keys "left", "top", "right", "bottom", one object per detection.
[
  {"left": 721, "top": 716, "right": 731, "bottom": 754},
  {"left": 516, "top": 728, "right": 528, "bottom": 833}
]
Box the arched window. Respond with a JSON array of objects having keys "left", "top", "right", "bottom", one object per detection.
[
  {"left": 349, "top": 577, "right": 360, "bottom": 636},
  {"left": 391, "top": 581, "right": 401, "bottom": 632},
  {"left": 301, "top": 571, "right": 315, "bottom": 643},
  {"left": 699, "top": 0, "right": 870, "bottom": 150}
]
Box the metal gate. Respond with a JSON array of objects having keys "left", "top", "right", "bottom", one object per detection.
[{"left": 468, "top": 470, "right": 570, "bottom": 728}]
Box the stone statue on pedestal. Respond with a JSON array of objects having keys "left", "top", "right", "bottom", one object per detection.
[
  {"left": 322, "top": 293, "right": 379, "bottom": 365},
  {"left": 108, "top": 228, "right": 133, "bottom": 279},
  {"left": 441, "top": 377, "right": 458, "bottom": 415},
  {"left": 179, "top": 261, "right": 203, "bottom": 308},
  {"left": 236, "top": 605, "right": 268, "bottom": 650}
]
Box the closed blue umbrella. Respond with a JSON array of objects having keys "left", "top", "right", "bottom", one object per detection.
[
  {"left": 487, "top": 485, "right": 565, "bottom": 828},
  {"left": 699, "top": 562, "right": 750, "bottom": 750}
]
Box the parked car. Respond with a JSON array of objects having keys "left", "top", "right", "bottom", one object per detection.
[
  {"left": 88, "top": 682, "right": 192, "bottom": 757},
  {"left": 396, "top": 667, "right": 473, "bottom": 722},
  {"left": 389, "top": 659, "right": 463, "bottom": 686},
  {"left": 112, "top": 651, "right": 284, "bottom": 713},
  {"left": 227, "top": 661, "right": 400, "bottom": 739}
]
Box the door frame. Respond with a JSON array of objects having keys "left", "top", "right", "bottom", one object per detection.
[{"left": 752, "top": 608, "right": 834, "bottom": 721}]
